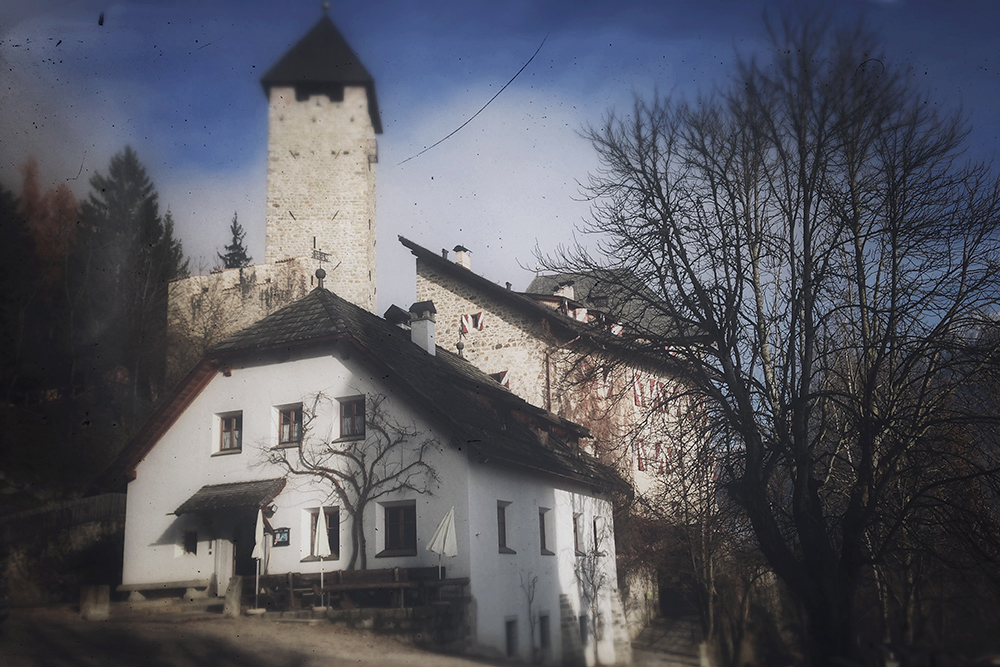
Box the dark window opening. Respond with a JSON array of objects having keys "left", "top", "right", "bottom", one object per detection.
[
  {"left": 381, "top": 502, "right": 417, "bottom": 555},
  {"left": 497, "top": 501, "right": 515, "bottom": 554},
  {"left": 220, "top": 413, "right": 242, "bottom": 451},
  {"left": 310, "top": 508, "right": 340, "bottom": 558},
  {"left": 340, "top": 397, "right": 365, "bottom": 438},
  {"left": 183, "top": 530, "right": 198, "bottom": 555},
  {"left": 294, "top": 82, "right": 344, "bottom": 102},
  {"left": 505, "top": 618, "right": 518, "bottom": 658},
  {"left": 539, "top": 614, "right": 550, "bottom": 651},
  {"left": 539, "top": 508, "right": 553, "bottom": 555},
  {"left": 279, "top": 406, "right": 302, "bottom": 444}
]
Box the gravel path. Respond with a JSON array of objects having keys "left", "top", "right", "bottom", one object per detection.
[{"left": 0, "top": 608, "right": 503, "bottom": 667}]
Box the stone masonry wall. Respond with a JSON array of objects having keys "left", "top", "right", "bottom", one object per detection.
[
  {"left": 265, "top": 85, "right": 377, "bottom": 313},
  {"left": 415, "top": 260, "right": 552, "bottom": 409},
  {"left": 166, "top": 259, "right": 315, "bottom": 383}
]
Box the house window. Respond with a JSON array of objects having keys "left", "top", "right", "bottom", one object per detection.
[
  {"left": 505, "top": 618, "right": 518, "bottom": 658},
  {"left": 309, "top": 508, "right": 339, "bottom": 559},
  {"left": 498, "top": 501, "right": 515, "bottom": 554},
  {"left": 279, "top": 405, "right": 302, "bottom": 445},
  {"left": 378, "top": 501, "right": 417, "bottom": 556},
  {"left": 340, "top": 396, "right": 365, "bottom": 439},
  {"left": 539, "top": 508, "right": 553, "bottom": 555},
  {"left": 183, "top": 530, "right": 198, "bottom": 555},
  {"left": 573, "top": 513, "right": 584, "bottom": 555},
  {"left": 539, "top": 614, "right": 551, "bottom": 652},
  {"left": 219, "top": 413, "right": 242, "bottom": 452}
]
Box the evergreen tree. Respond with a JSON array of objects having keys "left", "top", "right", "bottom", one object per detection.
[
  {"left": 0, "top": 181, "right": 30, "bottom": 400},
  {"left": 217, "top": 212, "right": 252, "bottom": 269},
  {"left": 79, "top": 146, "right": 188, "bottom": 414}
]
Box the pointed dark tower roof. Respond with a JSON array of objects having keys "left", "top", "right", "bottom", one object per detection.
[{"left": 261, "top": 14, "right": 382, "bottom": 133}]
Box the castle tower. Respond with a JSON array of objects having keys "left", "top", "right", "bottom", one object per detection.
[{"left": 260, "top": 13, "right": 382, "bottom": 312}]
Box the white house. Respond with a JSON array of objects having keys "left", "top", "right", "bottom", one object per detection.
[{"left": 114, "top": 284, "right": 631, "bottom": 665}]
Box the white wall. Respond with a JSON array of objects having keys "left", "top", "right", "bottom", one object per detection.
[
  {"left": 465, "top": 462, "right": 621, "bottom": 666},
  {"left": 122, "top": 347, "right": 471, "bottom": 587},
  {"left": 121, "top": 345, "right": 624, "bottom": 664}
]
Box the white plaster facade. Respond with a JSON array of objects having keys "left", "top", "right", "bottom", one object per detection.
[{"left": 122, "top": 313, "right": 628, "bottom": 664}]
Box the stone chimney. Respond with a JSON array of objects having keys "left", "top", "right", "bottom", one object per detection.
[
  {"left": 555, "top": 280, "right": 575, "bottom": 301},
  {"left": 453, "top": 245, "right": 471, "bottom": 270},
  {"left": 409, "top": 301, "right": 437, "bottom": 355}
]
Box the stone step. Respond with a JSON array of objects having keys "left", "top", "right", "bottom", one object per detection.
[{"left": 112, "top": 597, "right": 225, "bottom": 618}]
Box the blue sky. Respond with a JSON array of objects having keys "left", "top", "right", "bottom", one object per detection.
[{"left": 2, "top": 0, "right": 998, "bottom": 311}]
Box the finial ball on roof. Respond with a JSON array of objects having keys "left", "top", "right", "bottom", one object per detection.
[{"left": 322, "top": 1, "right": 330, "bottom": 13}]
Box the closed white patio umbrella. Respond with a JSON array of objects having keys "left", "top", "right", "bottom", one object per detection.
[
  {"left": 427, "top": 506, "right": 457, "bottom": 579},
  {"left": 314, "top": 509, "right": 332, "bottom": 608},
  {"left": 252, "top": 508, "right": 265, "bottom": 609}
]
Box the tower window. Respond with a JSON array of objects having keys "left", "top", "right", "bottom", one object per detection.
[{"left": 294, "top": 83, "right": 344, "bottom": 102}]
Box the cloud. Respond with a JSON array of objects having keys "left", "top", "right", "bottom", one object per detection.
[{"left": 376, "top": 87, "right": 598, "bottom": 310}]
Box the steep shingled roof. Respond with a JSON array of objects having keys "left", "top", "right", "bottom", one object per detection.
[
  {"left": 111, "top": 287, "right": 622, "bottom": 492},
  {"left": 524, "top": 270, "right": 676, "bottom": 337},
  {"left": 260, "top": 14, "right": 382, "bottom": 133},
  {"left": 399, "top": 235, "right": 703, "bottom": 360}
]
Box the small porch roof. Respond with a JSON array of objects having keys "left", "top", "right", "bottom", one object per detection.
[{"left": 174, "top": 478, "right": 286, "bottom": 515}]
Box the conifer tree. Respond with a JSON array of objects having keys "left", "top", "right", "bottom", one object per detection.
[
  {"left": 79, "top": 146, "right": 188, "bottom": 413},
  {"left": 217, "top": 212, "right": 252, "bottom": 269}
]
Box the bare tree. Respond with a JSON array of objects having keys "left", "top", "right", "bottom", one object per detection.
[
  {"left": 520, "top": 571, "right": 540, "bottom": 664},
  {"left": 267, "top": 392, "right": 439, "bottom": 570},
  {"left": 574, "top": 514, "right": 614, "bottom": 666},
  {"left": 543, "top": 10, "right": 1000, "bottom": 664}
]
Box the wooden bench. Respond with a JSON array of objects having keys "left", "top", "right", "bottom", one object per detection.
[{"left": 253, "top": 568, "right": 470, "bottom": 610}]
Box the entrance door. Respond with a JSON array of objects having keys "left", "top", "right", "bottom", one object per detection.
[{"left": 233, "top": 518, "right": 258, "bottom": 577}]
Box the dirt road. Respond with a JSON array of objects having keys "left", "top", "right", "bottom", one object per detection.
[{"left": 1, "top": 608, "right": 501, "bottom": 667}]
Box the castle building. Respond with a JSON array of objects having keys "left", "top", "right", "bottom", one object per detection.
[
  {"left": 167, "top": 12, "right": 382, "bottom": 379},
  {"left": 261, "top": 14, "right": 380, "bottom": 311},
  {"left": 159, "top": 11, "right": 679, "bottom": 654}
]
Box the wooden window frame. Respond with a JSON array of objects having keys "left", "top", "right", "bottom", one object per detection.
[
  {"left": 573, "top": 512, "right": 584, "bottom": 555},
  {"left": 306, "top": 507, "right": 340, "bottom": 560},
  {"left": 497, "top": 501, "right": 515, "bottom": 554},
  {"left": 539, "top": 508, "right": 554, "bottom": 556},
  {"left": 219, "top": 413, "right": 242, "bottom": 452},
  {"left": 279, "top": 405, "right": 303, "bottom": 445},
  {"left": 340, "top": 396, "right": 365, "bottom": 439},
  {"left": 377, "top": 501, "right": 417, "bottom": 557}
]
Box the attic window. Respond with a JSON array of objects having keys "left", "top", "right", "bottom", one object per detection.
[
  {"left": 460, "top": 312, "right": 485, "bottom": 333},
  {"left": 218, "top": 412, "right": 242, "bottom": 453},
  {"left": 489, "top": 371, "right": 510, "bottom": 389},
  {"left": 340, "top": 396, "right": 365, "bottom": 439},
  {"left": 295, "top": 82, "right": 344, "bottom": 102},
  {"left": 279, "top": 405, "right": 303, "bottom": 445}
]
